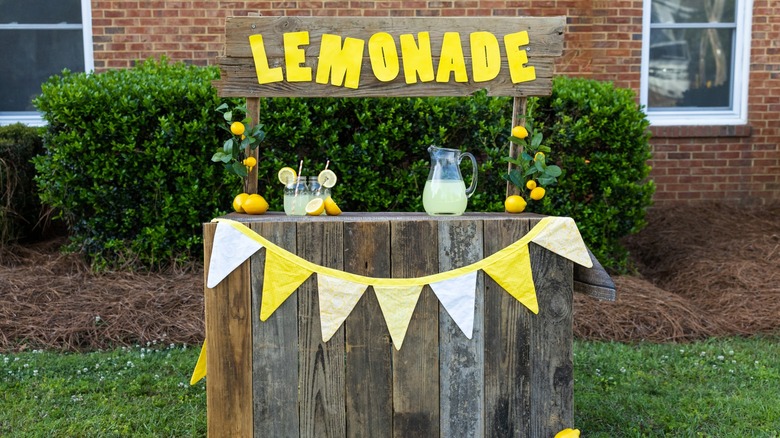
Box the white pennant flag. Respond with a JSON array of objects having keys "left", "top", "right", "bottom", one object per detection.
[
  {"left": 317, "top": 275, "right": 367, "bottom": 342},
  {"left": 206, "top": 222, "right": 263, "bottom": 288},
  {"left": 532, "top": 217, "right": 593, "bottom": 268},
  {"left": 429, "top": 271, "right": 478, "bottom": 339}
]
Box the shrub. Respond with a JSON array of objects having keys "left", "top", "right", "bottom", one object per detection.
[
  {"left": 0, "top": 124, "right": 47, "bottom": 245},
  {"left": 251, "top": 94, "right": 510, "bottom": 213},
  {"left": 529, "top": 76, "right": 655, "bottom": 272},
  {"left": 33, "top": 59, "right": 237, "bottom": 269}
]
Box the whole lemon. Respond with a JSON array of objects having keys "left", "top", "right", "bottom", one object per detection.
[
  {"left": 530, "top": 186, "right": 546, "bottom": 201},
  {"left": 230, "top": 121, "right": 245, "bottom": 136},
  {"left": 242, "top": 194, "right": 269, "bottom": 215},
  {"left": 504, "top": 195, "right": 527, "bottom": 213},
  {"left": 511, "top": 125, "right": 529, "bottom": 139},
  {"left": 554, "top": 428, "right": 580, "bottom": 438},
  {"left": 526, "top": 180, "right": 537, "bottom": 190},
  {"left": 243, "top": 156, "right": 257, "bottom": 170},
  {"left": 232, "top": 193, "right": 250, "bottom": 213}
]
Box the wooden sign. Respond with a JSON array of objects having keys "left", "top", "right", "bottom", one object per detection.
[{"left": 214, "top": 16, "right": 565, "bottom": 98}]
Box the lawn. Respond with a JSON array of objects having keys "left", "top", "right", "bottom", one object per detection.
[{"left": 2, "top": 336, "right": 778, "bottom": 437}]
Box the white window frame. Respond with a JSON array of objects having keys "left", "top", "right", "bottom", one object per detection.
[
  {"left": 640, "top": 0, "right": 753, "bottom": 126},
  {"left": 0, "top": 0, "right": 94, "bottom": 126}
]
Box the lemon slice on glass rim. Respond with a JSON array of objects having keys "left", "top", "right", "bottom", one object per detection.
[
  {"left": 277, "top": 167, "right": 297, "bottom": 185},
  {"left": 318, "top": 169, "right": 337, "bottom": 188}
]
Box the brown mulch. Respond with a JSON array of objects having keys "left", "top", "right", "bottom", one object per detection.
[{"left": 1, "top": 202, "right": 779, "bottom": 352}]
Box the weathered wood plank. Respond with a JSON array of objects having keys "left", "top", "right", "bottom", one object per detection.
[
  {"left": 528, "top": 235, "right": 574, "bottom": 436},
  {"left": 245, "top": 97, "right": 261, "bottom": 195},
  {"left": 390, "top": 220, "right": 440, "bottom": 438},
  {"left": 223, "top": 16, "right": 565, "bottom": 58},
  {"left": 204, "top": 222, "right": 253, "bottom": 437},
  {"left": 344, "top": 221, "right": 393, "bottom": 438},
  {"left": 213, "top": 59, "right": 554, "bottom": 98},
  {"left": 483, "top": 217, "right": 532, "bottom": 437},
  {"left": 251, "top": 222, "right": 299, "bottom": 438},
  {"left": 438, "top": 219, "right": 485, "bottom": 438},
  {"left": 297, "top": 221, "right": 347, "bottom": 438}
]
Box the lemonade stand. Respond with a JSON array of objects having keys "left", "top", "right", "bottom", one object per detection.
[{"left": 197, "top": 15, "right": 612, "bottom": 438}]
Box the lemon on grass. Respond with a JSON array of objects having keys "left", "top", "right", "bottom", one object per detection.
[
  {"left": 554, "top": 429, "right": 580, "bottom": 438},
  {"left": 305, "top": 198, "right": 325, "bottom": 216},
  {"left": 232, "top": 193, "right": 250, "bottom": 213},
  {"left": 317, "top": 169, "right": 337, "bottom": 188},
  {"left": 230, "top": 121, "right": 245, "bottom": 136},
  {"left": 511, "top": 125, "right": 529, "bottom": 139},
  {"left": 530, "top": 186, "right": 546, "bottom": 201},
  {"left": 324, "top": 197, "right": 342, "bottom": 216},
  {"left": 277, "top": 167, "right": 297, "bottom": 185},
  {"left": 526, "top": 179, "right": 537, "bottom": 190},
  {"left": 242, "top": 194, "right": 269, "bottom": 215},
  {"left": 504, "top": 195, "right": 527, "bottom": 213}
]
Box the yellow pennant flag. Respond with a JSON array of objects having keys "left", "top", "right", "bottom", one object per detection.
[
  {"left": 317, "top": 274, "right": 367, "bottom": 342},
  {"left": 532, "top": 217, "right": 593, "bottom": 268},
  {"left": 260, "top": 250, "right": 313, "bottom": 321},
  {"left": 190, "top": 339, "right": 207, "bottom": 385},
  {"left": 482, "top": 244, "right": 538, "bottom": 314},
  {"left": 373, "top": 285, "right": 423, "bottom": 350}
]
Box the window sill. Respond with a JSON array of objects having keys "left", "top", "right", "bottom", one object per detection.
[{"left": 649, "top": 125, "right": 752, "bottom": 139}]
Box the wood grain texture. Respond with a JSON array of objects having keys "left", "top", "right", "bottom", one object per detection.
[
  {"left": 573, "top": 247, "right": 617, "bottom": 301},
  {"left": 297, "top": 221, "right": 346, "bottom": 438},
  {"left": 438, "top": 220, "right": 485, "bottom": 438},
  {"left": 528, "top": 236, "right": 574, "bottom": 436},
  {"left": 344, "top": 221, "right": 393, "bottom": 438},
  {"left": 244, "top": 97, "right": 260, "bottom": 195},
  {"left": 251, "top": 222, "right": 299, "bottom": 438},
  {"left": 506, "top": 96, "right": 527, "bottom": 198},
  {"left": 204, "top": 223, "right": 253, "bottom": 437},
  {"left": 483, "top": 217, "right": 532, "bottom": 437},
  {"left": 390, "top": 220, "right": 440, "bottom": 438},
  {"left": 215, "top": 16, "right": 564, "bottom": 97}
]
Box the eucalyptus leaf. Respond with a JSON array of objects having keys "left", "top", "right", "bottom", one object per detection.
[
  {"left": 531, "top": 132, "right": 543, "bottom": 148},
  {"left": 535, "top": 160, "right": 546, "bottom": 173},
  {"left": 508, "top": 137, "right": 527, "bottom": 146},
  {"left": 215, "top": 102, "right": 229, "bottom": 112},
  {"left": 211, "top": 151, "right": 226, "bottom": 162},
  {"left": 521, "top": 152, "right": 533, "bottom": 162},
  {"left": 539, "top": 145, "right": 552, "bottom": 153},
  {"left": 539, "top": 175, "right": 555, "bottom": 186},
  {"left": 223, "top": 111, "right": 233, "bottom": 121},
  {"left": 232, "top": 161, "right": 248, "bottom": 177},
  {"left": 524, "top": 166, "right": 537, "bottom": 176},
  {"left": 546, "top": 165, "right": 562, "bottom": 177},
  {"left": 223, "top": 138, "right": 233, "bottom": 154},
  {"left": 509, "top": 169, "right": 524, "bottom": 188}
]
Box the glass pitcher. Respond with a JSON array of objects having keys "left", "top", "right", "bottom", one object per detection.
[{"left": 422, "top": 146, "right": 478, "bottom": 216}]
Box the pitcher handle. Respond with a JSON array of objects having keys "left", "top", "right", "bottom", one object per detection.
[{"left": 459, "top": 152, "right": 478, "bottom": 198}]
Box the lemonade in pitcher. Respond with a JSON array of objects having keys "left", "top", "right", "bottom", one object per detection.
[
  {"left": 422, "top": 180, "right": 468, "bottom": 215},
  {"left": 422, "top": 146, "right": 477, "bottom": 216}
]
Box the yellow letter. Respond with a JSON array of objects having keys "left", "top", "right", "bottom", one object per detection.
[
  {"left": 436, "top": 32, "right": 468, "bottom": 83},
  {"left": 249, "top": 34, "right": 283, "bottom": 84},
  {"left": 470, "top": 32, "right": 501, "bottom": 83},
  {"left": 400, "top": 32, "right": 435, "bottom": 84},
  {"left": 316, "top": 34, "right": 365, "bottom": 89},
  {"left": 368, "top": 32, "right": 400, "bottom": 82},
  {"left": 284, "top": 31, "right": 312, "bottom": 82},
  {"left": 504, "top": 31, "right": 536, "bottom": 83}
]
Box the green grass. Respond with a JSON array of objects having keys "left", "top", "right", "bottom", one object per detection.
[
  {"left": 1, "top": 337, "right": 778, "bottom": 437},
  {"left": 574, "top": 336, "right": 780, "bottom": 437},
  {"left": 0, "top": 343, "right": 205, "bottom": 437}
]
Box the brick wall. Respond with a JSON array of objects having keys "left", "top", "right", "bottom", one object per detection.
[{"left": 90, "top": 0, "right": 780, "bottom": 205}]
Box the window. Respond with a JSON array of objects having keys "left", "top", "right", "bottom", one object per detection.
[
  {"left": 640, "top": 0, "right": 753, "bottom": 126},
  {"left": 0, "top": 0, "right": 93, "bottom": 126}
]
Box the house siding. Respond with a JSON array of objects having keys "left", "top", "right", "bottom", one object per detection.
[{"left": 90, "top": 0, "right": 780, "bottom": 205}]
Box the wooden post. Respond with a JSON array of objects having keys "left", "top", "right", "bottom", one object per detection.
[
  {"left": 244, "top": 97, "right": 261, "bottom": 195},
  {"left": 506, "top": 96, "right": 527, "bottom": 199}
]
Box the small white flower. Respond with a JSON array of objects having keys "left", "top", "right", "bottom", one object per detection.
[
  {"left": 620, "top": 367, "right": 626, "bottom": 373},
  {"left": 717, "top": 355, "right": 725, "bottom": 361},
  {"left": 700, "top": 351, "right": 706, "bottom": 357}
]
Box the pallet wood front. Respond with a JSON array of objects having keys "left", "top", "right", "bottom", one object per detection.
[{"left": 203, "top": 213, "right": 573, "bottom": 438}]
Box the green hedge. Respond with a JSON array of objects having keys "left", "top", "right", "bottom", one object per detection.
[
  {"left": 33, "top": 59, "right": 237, "bottom": 269},
  {"left": 531, "top": 77, "right": 655, "bottom": 272},
  {"left": 33, "top": 58, "right": 652, "bottom": 271},
  {"left": 0, "top": 124, "right": 46, "bottom": 245}
]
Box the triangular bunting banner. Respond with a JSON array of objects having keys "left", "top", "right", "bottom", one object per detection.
[
  {"left": 532, "top": 217, "right": 593, "bottom": 268},
  {"left": 430, "top": 271, "right": 478, "bottom": 339},
  {"left": 260, "top": 250, "right": 313, "bottom": 321},
  {"left": 207, "top": 221, "right": 263, "bottom": 288},
  {"left": 190, "top": 339, "right": 207, "bottom": 385},
  {"left": 317, "top": 275, "right": 368, "bottom": 342},
  {"left": 482, "top": 244, "right": 538, "bottom": 314},
  {"left": 373, "top": 285, "right": 423, "bottom": 350}
]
